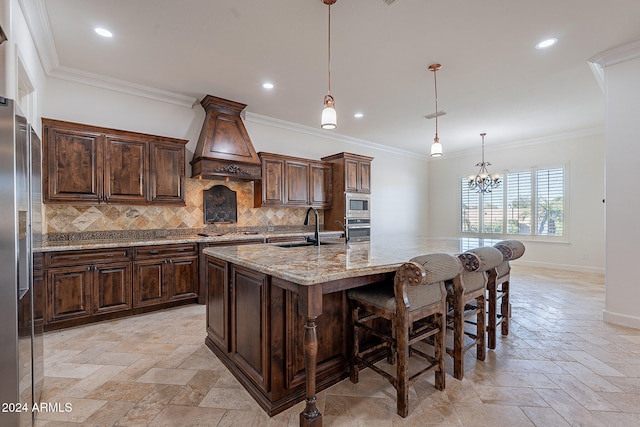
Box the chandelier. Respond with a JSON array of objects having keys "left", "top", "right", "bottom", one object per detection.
[
  {"left": 321, "top": 0, "right": 337, "bottom": 129},
  {"left": 468, "top": 133, "right": 502, "bottom": 193}
]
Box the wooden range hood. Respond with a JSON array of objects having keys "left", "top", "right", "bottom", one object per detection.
[{"left": 190, "top": 95, "right": 262, "bottom": 181}]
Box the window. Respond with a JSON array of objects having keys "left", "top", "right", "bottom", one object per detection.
[{"left": 460, "top": 166, "right": 565, "bottom": 238}]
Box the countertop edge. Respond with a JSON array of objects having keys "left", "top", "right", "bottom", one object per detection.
[{"left": 36, "top": 231, "right": 343, "bottom": 253}]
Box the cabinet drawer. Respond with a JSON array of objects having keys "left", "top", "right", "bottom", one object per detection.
[
  {"left": 134, "top": 243, "right": 198, "bottom": 259},
  {"left": 46, "top": 248, "right": 131, "bottom": 267}
]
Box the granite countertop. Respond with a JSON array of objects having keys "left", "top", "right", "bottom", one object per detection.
[
  {"left": 203, "top": 236, "right": 467, "bottom": 286},
  {"left": 37, "top": 231, "right": 344, "bottom": 252}
]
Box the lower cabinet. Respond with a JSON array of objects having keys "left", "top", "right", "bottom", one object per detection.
[
  {"left": 230, "top": 265, "right": 269, "bottom": 391},
  {"left": 47, "top": 265, "right": 93, "bottom": 322},
  {"left": 46, "top": 248, "right": 132, "bottom": 323},
  {"left": 93, "top": 261, "right": 132, "bottom": 315},
  {"left": 133, "top": 243, "right": 199, "bottom": 307},
  {"left": 44, "top": 243, "right": 198, "bottom": 330}
]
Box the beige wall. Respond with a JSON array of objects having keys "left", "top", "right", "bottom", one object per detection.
[{"left": 427, "top": 131, "right": 605, "bottom": 273}]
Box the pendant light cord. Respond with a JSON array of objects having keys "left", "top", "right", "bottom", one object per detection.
[
  {"left": 433, "top": 67, "right": 438, "bottom": 138},
  {"left": 327, "top": 4, "right": 332, "bottom": 95}
]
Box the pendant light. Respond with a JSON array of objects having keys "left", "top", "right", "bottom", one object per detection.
[
  {"left": 467, "top": 133, "right": 502, "bottom": 193},
  {"left": 321, "top": 0, "right": 337, "bottom": 129},
  {"left": 428, "top": 63, "right": 443, "bottom": 157}
]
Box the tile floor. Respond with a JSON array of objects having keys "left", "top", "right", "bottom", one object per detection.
[{"left": 35, "top": 266, "right": 640, "bottom": 426}]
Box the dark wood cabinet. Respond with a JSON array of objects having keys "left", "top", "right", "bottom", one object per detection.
[
  {"left": 94, "top": 261, "right": 133, "bottom": 314},
  {"left": 322, "top": 152, "right": 373, "bottom": 233},
  {"left": 323, "top": 152, "right": 372, "bottom": 194},
  {"left": 133, "top": 259, "right": 166, "bottom": 307},
  {"left": 310, "top": 162, "right": 333, "bottom": 208},
  {"left": 230, "top": 265, "right": 269, "bottom": 391},
  {"left": 43, "top": 124, "right": 103, "bottom": 203},
  {"left": 42, "top": 118, "right": 187, "bottom": 205},
  {"left": 133, "top": 243, "right": 198, "bottom": 308},
  {"left": 285, "top": 159, "right": 309, "bottom": 206},
  {"left": 45, "top": 248, "right": 132, "bottom": 323},
  {"left": 104, "top": 135, "right": 148, "bottom": 204},
  {"left": 254, "top": 152, "right": 332, "bottom": 208},
  {"left": 149, "top": 140, "right": 185, "bottom": 205},
  {"left": 43, "top": 244, "right": 198, "bottom": 330},
  {"left": 204, "top": 257, "right": 352, "bottom": 414},
  {"left": 206, "top": 256, "right": 229, "bottom": 350},
  {"left": 47, "top": 265, "right": 93, "bottom": 322}
]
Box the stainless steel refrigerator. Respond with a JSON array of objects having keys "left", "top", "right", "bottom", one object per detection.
[{"left": 0, "top": 97, "right": 44, "bottom": 427}]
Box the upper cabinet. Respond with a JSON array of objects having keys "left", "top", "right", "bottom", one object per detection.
[
  {"left": 43, "top": 119, "right": 186, "bottom": 206},
  {"left": 254, "top": 152, "right": 332, "bottom": 209},
  {"left": 321, "top": 152, "right": 373, "bottom": 194}
]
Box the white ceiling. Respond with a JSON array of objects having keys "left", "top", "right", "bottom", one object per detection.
[{"left": 29, "top": 0, "right": 640, "bottom": 156}]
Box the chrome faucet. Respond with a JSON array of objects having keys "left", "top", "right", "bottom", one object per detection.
[{"left": 304, "top": 207, "right": 320, "bottom": 246}]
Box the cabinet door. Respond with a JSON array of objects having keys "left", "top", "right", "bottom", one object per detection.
[
  {"left": 149, "top": 140, "right": 185, "bottom": 205},
  {"left": 93, "top": 261, "right": 132, "bottom": 314},
  {"left": 309, "top": 162, "right": 332, "bottom": 208},
  {"left": 104, "top": 135, "right": 148, "bottom": 204},
  {"left": 259, "top": 156, "right": 286, "bottom": 206},
  {"left": 168, "top": 255, "right": 198, "bottom": 300},
  {"left": 344, "top": 159, "right": 359, "bottom": 193},
  {"left": 206, "top": 257, "right": 229, "bottom": 350},
  {"left": 358, "top": 161, "right": 371, "bottom": 193},
  {"left": 43, "top": 125, "right": 103, "bottom": 203},
  {"left": 133, "top": 259, "right": 167, "bottom": 307},
  {"left": 47, "top": 266, "right": 92, "bottom": 322},
  {"left": 230, "top": 265, "right": 269, "bottom": 392},
  {"left": 285, "top": 160, "right": 309, "bottom": 205}
]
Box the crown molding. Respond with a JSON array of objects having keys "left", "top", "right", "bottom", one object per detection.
[
  {"left": 245, "top": 112, "right": 426, "bottom": 160},
  {"left": 589, "top": 39, "right": 640, "bottom": 67},
  {"left": 19, "top": 0, "right": 59, "bottom": 72},
  {"left": 21, "top": 0, "right": 196, "bottom": 109},
  {"left": 49, "top": 65, "right": 197, "bottom": 108},
  {"left": 436, "top": 127, "right": 604, "bottom": 160}
]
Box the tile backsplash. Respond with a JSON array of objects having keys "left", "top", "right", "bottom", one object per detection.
[{"left": 45, "top": 178, "right": 322, "bottom": 234}]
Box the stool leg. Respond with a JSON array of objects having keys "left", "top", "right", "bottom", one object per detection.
[
  {"left": 487, "top": 272, "right": 497, "bottom": 350},
  {"left": 501, "top": 279, "right": 510, "bottom": 336},
  {"left": 350, "top": 305, "right": 360, "bottom": 384},
  {"left": 434, "top": 308, "right": 446, "bottom": 390},
  {"left": 396, "top": 314, "right": 409, "bottom": 418},
  {"left": 452, "top": 291, "right": 465, "bottom": 380},
  {"left": 476, "top": 294, "right": 486, "bottom": 362}
]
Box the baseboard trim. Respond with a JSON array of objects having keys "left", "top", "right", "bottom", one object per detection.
[
  {"left": 602, "top": 310, "right": 640, "bottom": 330},
  {"left": 515, "top": 260, "right": 604, "bottom": 275}
]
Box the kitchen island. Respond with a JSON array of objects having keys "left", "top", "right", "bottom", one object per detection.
[{"left": 203, "top": 236, "right": 468, "bottom": 426}]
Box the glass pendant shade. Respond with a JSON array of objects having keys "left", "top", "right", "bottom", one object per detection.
[
  {"left": 430, "top": 138, "right": 443, "bottom": 157},
  {"left": 321, "top": 95, "right": 337, "bottom": 129}
]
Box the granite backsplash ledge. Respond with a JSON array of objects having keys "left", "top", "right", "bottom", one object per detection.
[{"left": 44, "top": 178, "right": 324, "bottom": 234}]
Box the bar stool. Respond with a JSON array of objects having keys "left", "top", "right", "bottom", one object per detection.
[
  {"left": 487, "top": 240, "right": 525, "bottom": 349},
  {"left": 348, "top": 253, "right": 462, "bottom": 418},
  {"left": 446, "top": 246, "right": 503, "bottom": 380}
]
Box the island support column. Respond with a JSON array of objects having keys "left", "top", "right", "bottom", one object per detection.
[{"left": 299, "top": 284, "right": 323, "bottom": 426}]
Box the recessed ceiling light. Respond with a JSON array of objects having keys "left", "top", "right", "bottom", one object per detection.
[
  {"left": 262, "top": 82, "right": 274, "bottom": 89},
  {"left": 94, "top": 27, "right": 113, "bottom": 38},
  {"left": 354, "top": 112, "right": 364, "bottom": 119},
  {"left": 535, "top": 38, "right": 557, "bottom": 49}
]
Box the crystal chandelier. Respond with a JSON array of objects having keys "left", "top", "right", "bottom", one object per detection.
[{"left": 468, "top": 133, "right": 501, "bottom": 193}]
